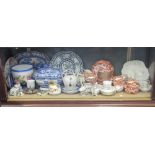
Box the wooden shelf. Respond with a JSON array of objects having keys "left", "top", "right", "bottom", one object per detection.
[{"left": 8, "top": 92, "right": 151, "bottom": 102}]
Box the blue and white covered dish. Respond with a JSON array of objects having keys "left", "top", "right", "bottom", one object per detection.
[{"left": 33, "top": 65, "right": 62, "bottom": 87}]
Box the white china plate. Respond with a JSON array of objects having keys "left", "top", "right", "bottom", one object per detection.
[
  {"left": 4, "top": 57, "right": 18, "bottom": 88},
  {"left": 121, "top": 60, "right": 149, "bottom": 81},
  {"left": 14, "top": 51, "right": 50, "bottom": 69},
  {"left": 50, "top": 51, "right": 84, "bottom": 74},
  {"left": 62, "top": 86, "right": 79, "bottom": 94}
]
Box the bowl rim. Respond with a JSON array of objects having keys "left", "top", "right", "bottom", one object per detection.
[{"left": 11, "top": 64, "right": 33, "bottom": 72}]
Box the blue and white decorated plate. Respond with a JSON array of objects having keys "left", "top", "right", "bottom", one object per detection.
[
  {"left": 4, "top": 57, "right": 18, "bottom": 88},
  {"left": 50, "top": 51, "right": 84, "bottom": 74},
  {"left": 14, "top": 51, "right": 50, "bottom": 69}
]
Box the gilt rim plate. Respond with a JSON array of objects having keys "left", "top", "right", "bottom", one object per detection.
[{"left": 50, "top": 51, "right": 84, "bottom": 74}]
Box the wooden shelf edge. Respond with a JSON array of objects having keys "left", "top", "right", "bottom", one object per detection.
[{"left": 1, "top": 100, "right": 155, "bottom": 107}]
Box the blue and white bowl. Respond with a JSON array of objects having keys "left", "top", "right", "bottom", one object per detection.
[
  {"left": 11, "top": 64, "right": 34, "bottom": 85},
  {"left": 33, "top": 66, "right": 62, "bottom": 87}
]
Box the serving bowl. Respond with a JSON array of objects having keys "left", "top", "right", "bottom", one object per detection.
[{"left": 11, "top": 64, "right": 33, "bottom": 85}]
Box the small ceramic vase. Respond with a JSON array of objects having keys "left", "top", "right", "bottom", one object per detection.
[{"left": 27, "top": 79, "right": 35, "bottom": 90}]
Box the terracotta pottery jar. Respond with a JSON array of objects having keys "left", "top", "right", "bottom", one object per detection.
[
  {"left": 92, "top": 60, "right": 114, "bottom": 84},
  {"left": 97, "top": 71, "right": 113, "bottom": 84}
]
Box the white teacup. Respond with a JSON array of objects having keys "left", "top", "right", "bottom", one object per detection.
[
  {"left": 103, "top": 80, "right": 112, "bottom": 90},
  {"left": 27, "top": 79, "right": 35, "bottom": 90}
]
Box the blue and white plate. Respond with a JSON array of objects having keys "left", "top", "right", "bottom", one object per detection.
[
  {"left": 14, "top": 51, "right": 50, "bottom": 69},
  {"left": 50, "top": 51, "right": 84, "bottom": 74},
  {"left": 4, "top": 57, "right": 18, "bottom": 88}
]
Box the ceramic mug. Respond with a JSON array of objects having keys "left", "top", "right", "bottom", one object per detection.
[{"left": 27, "top": 79, "right": 35, "bottom": 90}]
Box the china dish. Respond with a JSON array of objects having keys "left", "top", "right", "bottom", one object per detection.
[
  {"left": 62, "top": 86, "right": 79, "bottom": 94},
  {"left": 50, "top": 51, "right": 84, "bottom": 74},
  {"left": 4, "top": 57, "right": 18, "bottom": 88},
  {"left": 14, "top": 51, "right": 50, "bottom": 69}
]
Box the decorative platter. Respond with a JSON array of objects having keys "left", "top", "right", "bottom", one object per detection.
[
  {"left": 50, "top": 51, "right": 84, "bottom": 74},
  {"left": 4, "top": 57, "right": 18, "bottom": 88},
  {"left": 14, "top": 51, "right": 50, "bottom": 69},
  {"left": 121, "top": 60, "right": 149, "bottom": 81}
]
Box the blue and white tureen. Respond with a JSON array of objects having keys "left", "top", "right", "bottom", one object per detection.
[{"left": 33, "top": 65, "right": 62, "bottom": 87}]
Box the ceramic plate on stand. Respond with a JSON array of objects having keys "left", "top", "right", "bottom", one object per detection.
[
  {"left": 50, "top": 51, "right": 84, "bottom": 74},
  {"left": 14, "top": 51, "right": 50, "bottom": 69},
  {"left": 4, "top": 57, "right": 18, "bottom": 88},
  {"left": 62, "top": 86, "right": 79, "bottom": 94}
]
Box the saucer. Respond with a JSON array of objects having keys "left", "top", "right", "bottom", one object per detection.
[
  {"left": 62, "top": 86, "right": 79, "bottom": 94},
  {"left": 24, "top": 89, "right": 38, "bottom": 94},
  {"left": 101, "top": 86, "right": 116, "bottom": 96}
]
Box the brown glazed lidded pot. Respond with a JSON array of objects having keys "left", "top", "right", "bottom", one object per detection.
[{"left": 92, "top": 60, "right": 114, "bottom": 84}]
